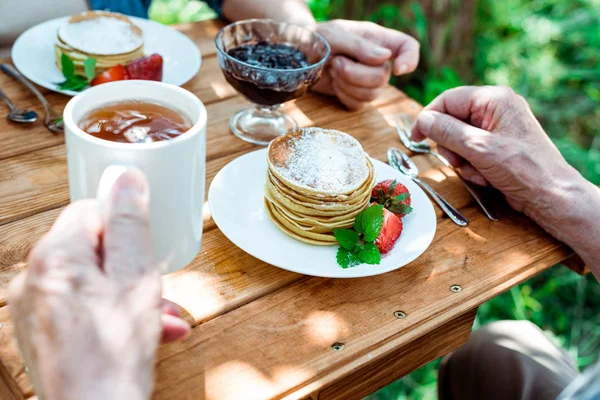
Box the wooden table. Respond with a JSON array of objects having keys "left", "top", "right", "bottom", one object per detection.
[{"left": 0, "top": 20, "right": 577, "bottom": 400}]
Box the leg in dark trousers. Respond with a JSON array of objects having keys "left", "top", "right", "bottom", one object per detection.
[{"left": 438, "top": 320, "right": 580, "bottom": 400}]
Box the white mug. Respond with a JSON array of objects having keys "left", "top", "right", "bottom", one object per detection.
[{"left": 63, "top": 81, "right": 207, "bottom": 274}]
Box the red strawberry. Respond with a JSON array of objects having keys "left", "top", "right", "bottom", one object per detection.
[
  {"left": 371, "top": 179, "right": 412, "bottom": 218},
  {"left": 375, "top": 206, "right": 403, "bottom": 254},
  {"left": 91, "top": 64, "right": 128, "bottom": 86},
  {"left": 126, "top": 54, "right": 163, "bottom": 81}
]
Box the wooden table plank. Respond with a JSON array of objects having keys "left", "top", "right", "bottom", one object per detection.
[{"left": 0, "top": 146, "right": 68, "bottom": 226}]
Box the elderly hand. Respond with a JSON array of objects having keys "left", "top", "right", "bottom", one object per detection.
[
  {"left": 313, "top": 19, "right": 419, "bottom": 110},
  {"left": 410, "top": 85, "right": 580, "bottom": 216},
  {"left": 410, "top": 85, "right": 600, "bottom": 281},
  {"left": 8, "top": 169, "right": 190, "bottom": 400}
]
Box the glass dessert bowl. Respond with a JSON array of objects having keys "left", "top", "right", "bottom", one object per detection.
[{"left": 215, "top": 19, "right": 330, "bottom": 145}]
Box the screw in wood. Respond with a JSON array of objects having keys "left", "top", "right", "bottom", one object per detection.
[
  {"left": 451, "top": 285, "right": 462, "bottom": 293},
  {"left": 394, "top": 311, "right": 406, "bottom": 319},
  {"left": 331, "top": 342, "right": 345, "bottom": 352}
]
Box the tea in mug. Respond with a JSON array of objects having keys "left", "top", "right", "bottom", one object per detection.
[{"left": 79, "top": 101, "right": 192, "bottom": 143}]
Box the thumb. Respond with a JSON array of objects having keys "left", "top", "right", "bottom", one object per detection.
[
  {"left": 326, "top": 29, "right": 392, "bottom": 66},
  {"left": 411, "top": 110, "right": 490, "bottom": 162},
  {"left": 102, "top": 168, "right": 154, "bottom": 283}
]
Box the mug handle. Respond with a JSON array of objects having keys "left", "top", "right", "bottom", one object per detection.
[{"left": 96, "top": 165, "right": 130, "bottom": 217}]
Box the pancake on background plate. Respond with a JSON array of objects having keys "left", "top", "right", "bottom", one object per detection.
[
  {"left": 55, "top": 11, "right": 144, "bottom": 75},
  {"left": 265, "top": 128, "right": 375, "bottom": 245}
]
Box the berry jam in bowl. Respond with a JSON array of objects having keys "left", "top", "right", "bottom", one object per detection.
[{"left": 215, "top": 19, "right": 330, "bottom": 145}]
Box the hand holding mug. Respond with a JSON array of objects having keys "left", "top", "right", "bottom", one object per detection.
[
  {"left": 64, "top": 81, "right": 207, "bottom": 274},
  {"left": 8, "top": 169, "right": 190, "bottom": 400}
]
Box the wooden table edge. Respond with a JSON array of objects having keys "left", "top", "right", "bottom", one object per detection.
[{"left": 280, "top": 244, "right": 573, "bottom": 399}]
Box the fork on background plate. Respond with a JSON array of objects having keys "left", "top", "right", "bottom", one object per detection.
[{"left": 395, "top": 113, "right": 499, "bottom": 222}]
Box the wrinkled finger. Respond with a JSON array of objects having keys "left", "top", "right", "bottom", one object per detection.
[
  {"left": 353, "top": 21, "right": 420, "bottom": 75},
  {"left": 332, "top": 80, "right": 366, "bottom": 111},
  {"left": 310, "top": 69, "right": 336, "bottom": 96},
  {"left": 332, "top": 74, "right": 381, "bottom": 102},
  {"left": 439, "top": 146, "right": 488, "bottom": 186},
  {"left": 411, "top": 110, "right": 491, "bottom": 161},
  {"left": 438, "top": 146, "right": 464, "bottom": 168},
  {"left": 459, "top": 163, "right": 489, "bottom": 186},
  {"left": 423, "top": 85, "right": 518, "bottom": 125},
  {"left": 320, "top": 22, "right": 392, "bottom": 65},
  {"left": 162, "top": 299, "right": 182, "bottom": 317},
  {"left": 103, "top": 168, "right": 153, "bottom": 283},
  {"left": 331, "top": 56, "right": 390, "bottom": 88},
  {"left": 161, "top": 313, "right": 191, "bottom": 343},
  {"left": 392, "top": 35, "right": 419, "bottom": 75},
  {"left": 27, "top": 200, "right": 103, "bottom": 280}
]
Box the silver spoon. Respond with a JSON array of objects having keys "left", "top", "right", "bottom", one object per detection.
[
  {"left": 395, "top": 114, "right": 498, "bottom": 221},
  {"left": 0, "top": 64, "right": 63, "bottom": 133},
  {"left": 0, "top": 88, "right": 38, "bottom": 123},
  {"left": 388, "top": 148, "right": 469, "bottom": 227}
]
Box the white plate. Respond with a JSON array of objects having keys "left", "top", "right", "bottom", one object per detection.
[
  {"left": 11, "top": 16, "right": 201, "bottom": 96},
  {"left": 209, "top": 149, "right": 437, "bottom": 278}
]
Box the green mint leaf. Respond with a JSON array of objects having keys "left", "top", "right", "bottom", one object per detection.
[
  {"left": 353, "top": 240, "right": 365, "bottom": 253},
  {"left": 358, "top": 243, "right": 381, "bottom": 265},
  {"left": 83, "top": 58, "right": 97, "bottom": 82},
  {"left": 354, "top": 209, "right": 365, "bottom": 233},
  {"left": 361, "top": 204, "right": 384, "bottom": 242},
  {"left": 333, "top": 228, "right": 359, "bottom": 251},
  {"left": 394, "top": 193, "right": 409, "bottom": 202},
  {"left": 58, "top": 75, "right": 89, "bottom": 91},
  {"left": 61, "top": 53, "right": 75, "bottom": 79},
  {"left": 336, "top": 247, "right": 361, "bottom": 269},
  {"left": 57, "top": 80, "right": 79, "bottom": 90}
]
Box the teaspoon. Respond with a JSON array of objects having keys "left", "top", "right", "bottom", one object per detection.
[
  {"left": 388, "top": 148, "right": 469, "bottom": 227},
  {"left": 0, "top": 64, "right": 63, "bottom": 133},
  {"left": 0, "top": 88, "right": 38, "bottom": 123}
]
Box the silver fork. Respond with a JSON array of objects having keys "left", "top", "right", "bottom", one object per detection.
[
  {"left": 0, "top": 64, "right": 63, "bottom": 133},
  {"left": 395, "top": 113, "right": 498, "bottom": 221},
  {"left": 388, "top": 148, "right": 468, "bottom": 227}
]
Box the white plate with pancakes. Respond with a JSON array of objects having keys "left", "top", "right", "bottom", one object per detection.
[
  {"left": 11, "top": 13, "right": 201, "bottom": 96},
  {"left": 209, "top": 129, "right": 437, "bottom": 278}
]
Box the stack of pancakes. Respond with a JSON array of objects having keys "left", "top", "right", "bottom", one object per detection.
[
  {"left": 265, "top": 128, "right": 375, "bottom": 245},
  {"left": 55, "top": 11, "right": 144, "bottom": 75}
]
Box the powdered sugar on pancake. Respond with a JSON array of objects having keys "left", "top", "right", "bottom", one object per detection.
[
  {"left": 58, "top": 16, "right": 143, "bottom": 55},
  {"left": 271, "top": 128, "right": 369, "bottom": 195}
]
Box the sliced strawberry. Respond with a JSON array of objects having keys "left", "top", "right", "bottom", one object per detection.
[
  {"left": 126, "top": 53, "right": 163, "bottom": 81},
  {"left": 375, "top": 206, "right": 403, "bottom": 254},
  {"left": 371, "top": 179, "right": 412, "bottom": 218},
  {"left": 91, "top": 64, "right": 128, "bottom": 86}
]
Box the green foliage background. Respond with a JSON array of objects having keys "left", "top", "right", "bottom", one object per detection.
[{"left": 149, "top": 0, "right": 600, "bottom": 398}]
